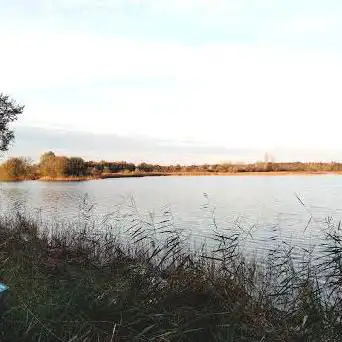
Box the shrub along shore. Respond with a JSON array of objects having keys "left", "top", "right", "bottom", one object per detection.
[
  {"left": 0, "top": 208, "right": 341, "bottom": 341},
  {"left": 2, "top": 151, "right": 342, "bottom": 181}
]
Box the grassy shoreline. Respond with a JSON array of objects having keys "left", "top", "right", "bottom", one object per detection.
[
  {"left": 6, "top": 170, "right": 342, "bottom": 182},
  {"left": 0, "top": 209, "right": 341, "bottom": 341},
  {"left": 4, "top": 153, "right": 342, "bottom": 182},
  {"left": 38, "top": 173, "right": 166, "bottom": 182}
]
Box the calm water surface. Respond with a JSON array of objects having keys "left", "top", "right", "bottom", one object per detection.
[{"left": 0, "top": 175, "right": 341, "bottom": 257}]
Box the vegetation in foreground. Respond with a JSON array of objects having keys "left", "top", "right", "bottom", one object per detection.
[
  {"left": 0, "top": 204, "right": 342, "bottom": 341},
  {"left": 3, "top": 151, "right": 342, "bottom": 181}
]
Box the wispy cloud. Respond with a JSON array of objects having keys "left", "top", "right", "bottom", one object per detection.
[
  {"left": 9, "top": 126, "right": 342, "bottom": 164},
  {"left": 8, "top": 126, "right": 264, "bottom": 164}
]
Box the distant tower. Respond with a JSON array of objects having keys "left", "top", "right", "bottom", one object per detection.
[
  {"left": 264, "top": 152, "right": 275, "bottom": 163},
  {"left": 264, "top": 152, "right": 270, "bottom": 163}
]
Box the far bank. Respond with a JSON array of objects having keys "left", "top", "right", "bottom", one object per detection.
[{"left": 9, "top": 170, "right": 342, "bottom": 182}]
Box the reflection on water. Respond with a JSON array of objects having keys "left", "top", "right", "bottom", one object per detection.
[{"left": 0, "top": 175, "right": 341, "bottom": 258}]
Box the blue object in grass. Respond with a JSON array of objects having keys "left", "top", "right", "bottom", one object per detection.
[{"left": 0, "top": 283, "right": 8, "bottom": 293}]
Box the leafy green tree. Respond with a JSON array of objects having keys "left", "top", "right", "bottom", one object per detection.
[
  {"left": 67, "top": 157, "right": 87, "bottom": 176},
  {"left": 137, "top": 162, "right": 155, "bottom": 172},
  {"left": 107, "top": 161, "right": 136, "bottom": 173},
  {"left": 0, "top": 93, "right": 24, "bottom": 151}
]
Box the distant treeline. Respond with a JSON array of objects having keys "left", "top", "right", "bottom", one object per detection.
[{"left": 1, "top": 151, "right": 342, "bottom": 180}]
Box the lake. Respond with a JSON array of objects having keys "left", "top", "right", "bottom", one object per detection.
[{"left": 0, "top": 175, "right": 341, "bottom": 259}]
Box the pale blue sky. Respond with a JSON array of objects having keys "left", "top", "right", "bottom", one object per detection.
[{"left": 1, "top": 1, "right": 342, "bottom": 163}]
